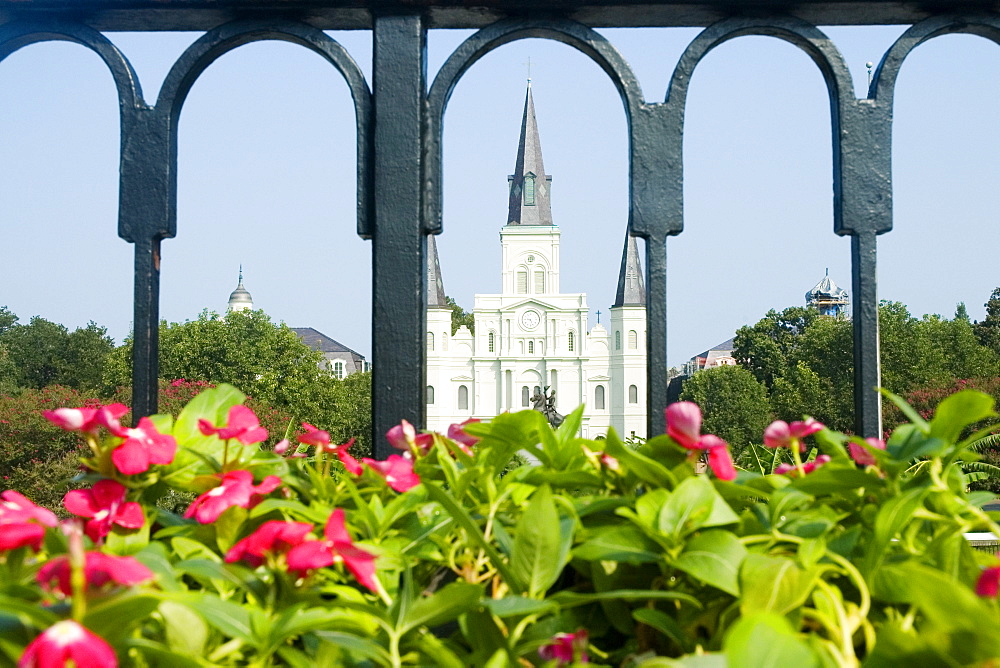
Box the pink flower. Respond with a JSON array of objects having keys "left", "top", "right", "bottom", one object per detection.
[
  {"left": 273, "top": 439, "right": 291, "bottom": 455},
  {"left": 198, "top": 405, "right": 268, "bottom": 445},
  {"left": 225, "top": 521, "right": 313, "bottom": 568},
  {"left": 183, "top": 470, "right": 281, "bottom": 524},
  {"left": 38, "top": 552, "right": 153, "bottom": 597},
  {"left": 285, "top": 509, "right": 378, "bottom": 591},
  {"left": 297, "top": 422, "right": 331, "bottom": 449},
  {"left": 706, "top": 440, "right": 737, "bottom": 481},
  {"left": 849, "top": 437, "right": 886, "bottom": 467},
  {"left": 764, "top": 418, "right": 824, "bottom": 451},
  {"left": 386, "top": 419, "right": 434, "bottom": 456},
  {"left": 539, "top": 629, "right": 589, "bottom": 665},
  {"left": 0, "top": 490, "right": 58, "bottom": 551},
  {"left": 43, "top": 404, "right": 129, "bottom": 436},
  {"left": 447, "top": 419, "right": 480, "bottom": 454},
  {"left": 600, "top": 453, "right": 620, "bottom": 472},
  {"left": 977, "top": 565, "right": 1000, "bottom": 597},
  {"left": 665, "top": 402, "right": 702, "bottom": 449},
  {"left": 334, "top": 438, "right": 363, "bottom": 475},
  {"left": 63, "top": 480, "right": 144, "bottom": 543},
  {"left": 18, "top": 620, "right": 117, "bottom": 668},
  {"left": 111, "top": 417, "right": 177, "bottom": 475},
  {"left": 362, "top": 455, "right": 421, "bottom": 492},
  {"left": 775, "top": 454, "right": 832, "bottom": 477}
]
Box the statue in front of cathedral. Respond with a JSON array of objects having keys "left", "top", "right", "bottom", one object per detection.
[{"left": 531, "top": 386, "right": 564, "bottom": 428}]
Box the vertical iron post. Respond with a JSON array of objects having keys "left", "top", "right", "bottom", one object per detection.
[
  {"left": 131, "top": 236, "right": 161, "bottom": 420},
  {"left": 851, "top": 231, "right": 881, "bottom": 437},
  {"left": 644, "top": 234, "right": 668, "bottom": 437},
  {"left": 371, "top": 13, "right": 427, "bottom": 459}
]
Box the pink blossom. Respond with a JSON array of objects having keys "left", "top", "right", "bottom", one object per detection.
[
  {"left": 977, "top": 565, "right": 1000, "bottom": 597},
  {"left": 764, "top": 418, "right": 824, "bottom": 451},
  {"left": 447, "top": 419, "right": 480, "bottom": 454},
  {"left": 43, "top": 404, "right": 128, "bottom": 436},
  {"left": 386, "top": 419, "right": 434, "bottom": 456},
  {"left": 0, "top": 490, "right": 58, "bottom": 551},
  {"left": 665, "top": 402, "right": 702, "bottom": 449},
  {"left": 111, "top": 418, "right": 177, "bottom": 475},
  {"left": 775, "top": 454, "right": 832, "bottom": 477},
  {"left": 849, "top": 437, "right": 886, "bottom": 467},
  {"left": 285, "top": 509, "right": 378, "bottom": 591},
  {"left": 600, "top": 453, "right": 620, "bottom": 472},
  {"left": 297, "top": 422, "right": 331, "bottom": 449},
  {"left": 38, "top": 552, "right": 153, "bottom": 597},
  {"left": 273, "top": 439, "right": 291, "bottom": 455},
  {"left": 706, "top": 442, "right": 737, "bottom": 481},
  {"left": 334, "top": 438, "right": 363, "bottom": 475},
  {"left": 198, "top": 405, "right": 268, "bottom": 445},
  {"left": 539, "top": 629, "right": 589, "bottom": 665},
  {"left": 63, "top": 480, "right": 144, "bottom": 543},
  {"left": 18, "top": 620, "right": 117, "bottom": 668},
  {"left": 225, "top": 521, "right": 313, "bottom": 568},
  {"left": 183, "top": 470, "right": 281, "bottom": 524},
  {"left": 362, "top": 455, "right": 421, "bottom": 492}
]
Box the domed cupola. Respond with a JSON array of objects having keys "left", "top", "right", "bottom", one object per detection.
[
  {"left": 806, "top": 269, "right": 848, "bottom": 317},
  {"left": 228, "top": 267, "right": 253, "bottom": 312}
]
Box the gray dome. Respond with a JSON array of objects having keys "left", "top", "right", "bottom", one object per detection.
[
  {"left": 806, "top": 272, "right": 847, "bottom": 303},
  {"left": 228, "top": 269, "right": 253, "bottom": 310}
]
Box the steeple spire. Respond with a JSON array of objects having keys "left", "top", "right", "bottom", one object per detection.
[
  {"left": 507, "top": 83, "right": 553, "bottom": 225},
  {"left": 613, "top": 229, "right": 645, "bottom": 307},
  {"left": 426, "top": 234, "right": 448, "bottom": 308}
]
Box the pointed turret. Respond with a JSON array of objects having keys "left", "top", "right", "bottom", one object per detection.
[
  {"left": 507, "top": 83, "right": 553, "bottom": 226},
  {"left": 426, "top": 234, "right": 448, "bottom": 308},
  {"left": 228, "top": 266, "right": 253, "bottom": 312},
  {"left": 613, "top": 230, "right": 645, "bottom": 307}
]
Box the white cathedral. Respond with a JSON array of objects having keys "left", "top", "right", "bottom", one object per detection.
[{"left": 425, "top": 84, "right": 647, "bottom": 439}]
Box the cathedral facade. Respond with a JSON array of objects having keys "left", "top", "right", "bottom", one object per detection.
[{"left": 425, "top": 84, "right": 647, "bottom": 439}]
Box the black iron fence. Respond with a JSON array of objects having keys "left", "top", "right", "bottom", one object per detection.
[{"left": 2, "top": 1, "right": 996, "bottom": 458}]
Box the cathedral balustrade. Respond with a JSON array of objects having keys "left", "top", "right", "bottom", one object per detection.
[{"left": 1, "top": 1, "right": 995, "bottom": 457}]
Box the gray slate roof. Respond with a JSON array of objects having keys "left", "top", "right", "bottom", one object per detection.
[
  {"left": 697, "top": 337, "right": 734, "bottom": 359},
  {"left": 291, "top": 327, "right": 365, "bottom": 362},
  {"left": 806, "top": 270, "right": 848, "bottom": 302},
  {"left": 507, "top": 84, "right": 554, "bottom": 226},
  {"left": 426, "top": 234, "right": 448, "bottom": 308},
  {"left": 613, "top": 230, "right": 645, "bottom": 307}
]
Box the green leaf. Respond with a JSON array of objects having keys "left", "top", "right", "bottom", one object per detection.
[
  {"left": 174, "top": 592, "right": 253, "bottom": 642},
  {"left": 163, "top": 384, "right": 245, "bottom": 488},
  {"left": 550, "top": 589, "right": 700, "bottom": 609},
  {"left": 789, "top": 464, "right": 884, "bottom": 495},
  {"left": 673, "top": 530, "right": 746, "bottom": 596},
  {"left": 633, "top": 608, "right": 692, "bottom": 652},
  {"left": 603, "top": 434, "right": 677, "bottom": 490},
  {"left": 158, "top": 600, "right": 208, "bottom": 657},
  {"left": 510, "top": 486, "right": 564, "bottom": 597},
  {"left": 313, "top": 630, "right": 393, "bottom": 666},
  {"left": 399, "top": 582, "right": 482, "bottom": 634},
  {"left": 574, "top": 524, "right": 662, "bottom": 564},
  {"left": 659, "top": 475, "right": 738, "bottom": 540},
  {"left": 862, "top": 487, "right": 928, "bottom": 576},
  {"left": 739, "top": 555, "right": 814, "bottom": 616},
  {"left": 482, "top": 596, "right": 557, "bottom": 618},
  {"left": 881, "top": 388, "right": 929, "bottom": 433},
  {"left": 124, "top": 638, "right": 208, "bottom": 668},
  {"left": 930, "top": 390, "right": 996, "bottom": 443},
  {"left": 724, "top": 613, "right": 823, "bottom": 667},
  {"left": 104, "top": 515, "right": 150, "bottom": 556},
  {"left": 84, "top": 593, "right": 162, "bottom": 644}
]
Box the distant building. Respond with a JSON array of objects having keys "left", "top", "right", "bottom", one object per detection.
[
  {"left": 291, "top": 327, "right": 367, "bottom": 379},
  {"left": 425, "top": 83, "right": 647, "bottom": 439},
  {"left": 806, "top": 270, "right": 849, "bottom": 317},
  {"left": 681, "top": 338, "right": 736, "bottom": 377},
  {"left": 225, "top": 271, "right": 367, "bottom": 378}
]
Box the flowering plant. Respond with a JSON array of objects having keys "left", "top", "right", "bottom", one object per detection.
[{"left": 0, "top": 384, "right": 999, "bottom": 666}]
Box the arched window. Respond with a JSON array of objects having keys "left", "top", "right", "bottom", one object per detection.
[
  {"left": 629, "top": 384, "right": 638, "bottom": 404},
  {"left": 442, "top": 332, "right": 449, "bottom": 351},
  {"left": 458, "top": 385, "right": 469, "bottom": 410},
  {"left": 517, "top": 271, "right": 528, "bottom": 294},
  {"left": 488, "top": 331, "right": 495, "bottom": 353},
  {"left": 567, "top": 331, "right": 575, "bottom": 352},
  {"left": 533, "top": 386, "right": 541, "bottom": 398},
  {"left": 426, "top": 385, "right": 435, "bottom": 404},
  {"left": 427, "top": 332, "right": 434, "bottom": 352},
  {"left": 628, "top": 330, "right": 638, "bottom": 349},
  {"left": 521, "top": 386, "right": 530, "bottom": 407},
  {"left": 615, "top": 331, "right": 621, "bottom": 350},
  {"left": 534, "top": 271, "right": 545, "bottom": 293},
  {"left": 524, "top": 173, "right": 535, "bottom": 205},
  {"left": 595, "top": 385, "right": 606, "bottom": 410},
  {"left": 333, "top": 361, "right": 344, "bottom": 380},
  {"left": 528, "top": 340, "right": 534, "bottom": 354}
]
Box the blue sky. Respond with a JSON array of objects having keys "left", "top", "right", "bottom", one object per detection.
[{"left": 1, "top": 25, "right": 998, "bottom": 366}]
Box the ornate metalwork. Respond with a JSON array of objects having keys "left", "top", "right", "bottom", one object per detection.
[{"left": 2, "top": 2, "right": 997, "bottom": 458}]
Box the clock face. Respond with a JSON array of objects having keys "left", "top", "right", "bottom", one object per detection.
[{"left": 521, "top": 310, "right": 541, "bottom": 330}]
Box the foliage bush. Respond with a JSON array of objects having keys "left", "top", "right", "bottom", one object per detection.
[{"left": 3, "top": 385, "right": 1000, "bottom": 666}]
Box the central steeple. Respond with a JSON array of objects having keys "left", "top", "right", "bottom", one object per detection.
[{"left": 507, "top": 82, "right": 553, "bottom": 226}]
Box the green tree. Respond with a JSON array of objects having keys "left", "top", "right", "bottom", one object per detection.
[
  {"left": 975, "top": 287, "right": 1000, "bottom": 355},
  {"left": 679, "top": 365, "right": 772, "bottom": 452},
  {"left": 0, "top": 314, "right": 114, "bottom": 391},
  {"left": 446, "top": 296, "right": 475, "bottom": 335}
]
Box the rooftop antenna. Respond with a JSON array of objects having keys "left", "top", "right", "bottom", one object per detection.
[
  {"left": 238, "top": 264, "right": 244, "bottom": 283},
  {"left": 866, "top": 61, "right": 874, "bottom": 87}
]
